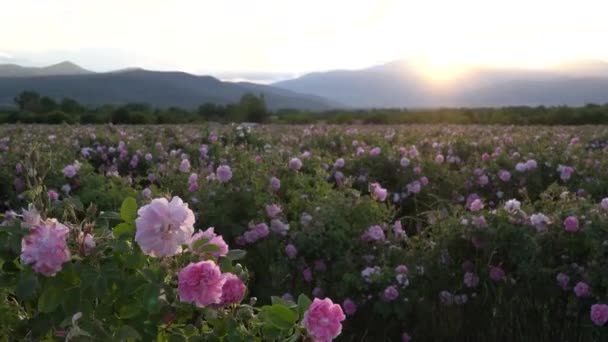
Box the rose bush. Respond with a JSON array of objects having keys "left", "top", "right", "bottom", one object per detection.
[
  {"left": 1, "top": 124, "right": 608, "bottom": 340},
  {"left": 0, "top": 195, "right": 341, "bottom": 341}
]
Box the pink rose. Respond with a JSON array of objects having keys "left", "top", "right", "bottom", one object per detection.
[
  {"left": 590, "top": 304, "right": 608, "bottom": 326},
  {"left": 342, "top": 298, "right": 357, "bottom": 316},
  {"left": 303, "top": 298, "right": 346, "bottom": 342},
  {"left": 21, "top": 219, "right": 71, "bottom": 277},
  {"left": 178, "top": 260, "right": 225, "bottom": 307},
  {"left": 135, "top": 196, "right": 195, "bottom": 257},
  {"left": 219, "top": 273, "right": 246, "bottom": 305},
  {"left": 563, "top": 216, "right": 579, "bottom": 232}
]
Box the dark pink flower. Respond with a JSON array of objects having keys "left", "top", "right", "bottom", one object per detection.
[
  {"left": 303, "top": 298, "right": 346, "bottom": 342},
  {"left": 590, "top": 304, "right": 608, "bottom": 326},
  {"left": 177, "top": 260, "right": 225, "bottom": 307},
  {"left": 219, "top": 273, "right": 246, "bottom": 305}
]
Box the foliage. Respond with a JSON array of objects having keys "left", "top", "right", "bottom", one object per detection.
[{"left": 1, "top": 124, "right": 608, "bottom": 341}]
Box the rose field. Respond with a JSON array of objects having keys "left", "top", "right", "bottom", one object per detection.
[{"left": 2, "top": 123, "right": 608, "bottom": 341}]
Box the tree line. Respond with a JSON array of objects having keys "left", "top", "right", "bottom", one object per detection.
[
  {"left": 3, "top": 90, "right": 608, "bottom": 125},
  {"left": 0, "top": 91, "right": 269, "bottom": 124}
]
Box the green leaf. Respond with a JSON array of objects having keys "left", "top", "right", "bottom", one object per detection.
[
  {"left": 297, "top": 294, "right": 312, "bottom": 319},
  {"left": 191, "top": 237, "right": 210, "bottom": 251},
  {"left": 119, "top": 304, "right": 142, "bottom": 319},
  {"left": 261, "top": 325, "right": 282, "bottom": 339},
  {"left": 114, "top": 325, "right": 142, "bottom": 341},
  {"left": 218, "top": 258, "right": 234, "bottom": 273},
  {"left": 226, "top": 249, "right": 247, "bottom": 261},
  {"left": 142, "top": 284, "right": 161, "bottom": 313},
  {"left": 99, "top": 211, "right": 121, "bottom": 220},
  {"left": 120, "top": 197, "right": 138, "bottom": 223},
  {"left": 194, "top": 243, "right": 221, "bottom": 254},
  {"left": 113, "top": 222, "right": 134, "bottom": 238},
  {"left": 15, "top": 272, "right": 38, "bottom": 300},
  {"left": 271, "top": 296, "right": 296, "bottom": 307},
  {"left": 260, "top": 304, "right": 297, "bottom": 330},
  {"left": 38, "top": 286, "right": 63, "bottom": 313}
]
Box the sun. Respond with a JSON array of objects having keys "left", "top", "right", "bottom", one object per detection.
[{"left": 410, "top": 56, "right": 470, "bottom": 84}]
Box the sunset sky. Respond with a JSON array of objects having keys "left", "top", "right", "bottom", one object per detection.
[{"left": 2, "top": 0, "right": 608, "bottom": 79}]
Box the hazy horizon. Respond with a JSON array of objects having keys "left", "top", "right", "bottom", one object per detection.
[{"left": 3, "top": 0, "right": 608, "bottom": 81}]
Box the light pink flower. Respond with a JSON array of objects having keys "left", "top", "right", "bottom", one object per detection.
[
  {"left": 21, "top": 219, "right": 71, "bottom": 277},
  {"left": 371, "top": 183, "right": 388, "bottom": 202},
  {"left": 178, "top": 260, "right": 225, "bottom": 307},
  {"left": 530, "top": 213, "right": 549, "bottom": 232},
  {"left": 142, "top": 188, "right": 152, "bottom": 199},
  {"left": 369, "top": 147, "right": 381, "bottom": 156},
  {"left": 270, "top": 219, "right": 289, "bottom": 236},
  {"left": 216, "top": 165, "right": 233, "bottom": 183},
  {"left": 135, "top": 196, "right": 195, "bottom": 257},
  {"left": 469, "top": 199, "right": 484, "bottom": 212},
  {"left": 601, "top": 198, "right": 608, "bottom": 211},
  {"left": 179, "top": 159, "right": 191, "bottom": 173},
  {"left": 525, "top": 159, "right": 537, "bottom": 170},
  {"left": 395, "top": 265, "right": 409, "bottom": 274},
  {"left": 558, "top": 165, "right": 574, "bottom": 181},
  {"left": 219, "top": 273, "right": 246, "bottom": 305},
  {"left": 289, "top": 157, "right": 303, "bottom": 171},
  {"left": 285, "top": 243, "right": 297, "bottom": 259},
  {"left": 188, "top": 182, "right": 199, "bottom": 192},
  {"left": 22, "top": 205, "right": 41, "bottom": 228},
  {"left": 254, "top": 223, "right": 270, "bottom": 238},
  {"left": 498, "top": 170, "right": 511, "bottom": 182},
  {"left": 504, "top": 199, "right": 521, "bottom": 213},
  {"left": 364, "top": 225, "right": 385, "bottom": 241},
  {"left": 270, "top": 176, "right": 281, "bottom": 191},
  {"left": 48, "top": 190, "right": 59, "bottom": 201},
  {"left": 334, "top": 158, "right": 345, "bottom": 169},
  {"left": 393, "top": 221, "right": 406, "bottom": 238},
  {"left": 266, "top": 204, "right": 282, "bottom": 218},
  {"left": 63, "top": 165, "right": 77, "bottom": 178},
  {"left": 190, "top": 227, "right": 229, "bottom": 258},
  {"left": 303, "top": 298, "right": 346, "bottom": 342},
  {"left": 383, "top": 285, "right": 399, "bottom": 301},
  {"left": 407, "top": 181, "right": 421, "bottom": 194},
  {"left": 78, "top": 232, "right": 96, "bottom": 255}
]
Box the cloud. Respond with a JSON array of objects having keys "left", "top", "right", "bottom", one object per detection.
[{"left": 0, "top": 51, "right": 15, "bottom": 63}]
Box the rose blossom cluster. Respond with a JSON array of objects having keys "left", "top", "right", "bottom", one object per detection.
[{"left": 134, "top": 196, "right": 246, "bottom": 307}]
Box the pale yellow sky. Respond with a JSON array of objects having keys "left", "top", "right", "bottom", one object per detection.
[{"left": 1, "top": 0, "right": 608, "bottom": 76}]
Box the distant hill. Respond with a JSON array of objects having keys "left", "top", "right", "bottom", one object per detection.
[
  {"left": 273, "top": 59, "right": 608, "bottom": 107},
  {"left": 0, "top": 67, "right": 334, "bottom": 111},
  {"left": 0, "top": 61, "right": 94, "bottom": 77}
]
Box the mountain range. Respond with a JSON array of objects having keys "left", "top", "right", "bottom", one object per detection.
[
  {"left": 0, "top": 62, "right": 333, "bottom": 110},
  {"left": 3, "top": 59, "right": 608, "bottom": 110},
  {"left": 274, "top": 59, "right": 608, "bottom": 108}
]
